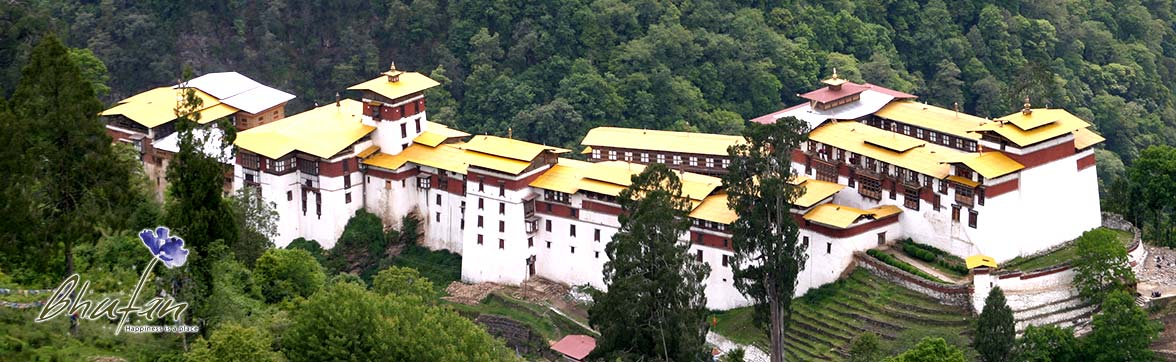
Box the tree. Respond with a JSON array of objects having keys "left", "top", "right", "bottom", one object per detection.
[
  {"left": 1013, "top": 325, "right": 1082, "bottom": 362},
  {"left": 1124, "top": 146, "right": 1176, "bottom": 246},
  {"left": 1085, "top": 290, "right": 1161, "bottom": 362},
  {"left": 1071, "top": 228, "right": 1134, "bottom": 303},
  {"left": 372, "top": 265, "right": 435, "bottom": 302},
  {"left": 883, "top": 337, "right": 967, "bottom": 362},
  {"left": 66, "top": 47, "right": 111, "bottom": 97},
  {"left": 848, "top": 332, "right": 885, "bottom": 362},
  {"left": 186, "top": 322, "right": 282, "bottom": 362},
  {"left": 228, "top": 188, "right": 278, "bottom": 267},
  {"left": 974, "top": 287, "right": 1015, "bottom": 362},
  {"left": 9, "top": 34, "right": 139, "bottom": 279},
  {"left": 283, "top": 282, "right": 514, "bottom": 362},
  {"left": 588, "top": 163, "right": 711, "bottom": 361},
  {"left": 253, "top": 248, "right": 326, "bottom": 304},
  {"left": 722, "top": 117, "right": 809, "bottom": 362}
]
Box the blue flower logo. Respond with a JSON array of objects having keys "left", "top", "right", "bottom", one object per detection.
[{"left": 138, "top": 227, "right": 189, "bottom": 269}]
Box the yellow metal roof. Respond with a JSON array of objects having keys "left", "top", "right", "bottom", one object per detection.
[
  {"left": 965, "top": 255, "right": 998, "bottom": 269},
  {"left": 959, "top": 152, "right": 1024, "bottom": 179},
  {"left": 346, "top": 72, "right": 440, "bottom": 101},
  {"left": 101, "top": 87, "right": 233, "bottom": 128},
  {"left": 580, "top": 127, "right": 745, "bottom": 156},
  {"left": 234, "top": 99, "right": 372, "bottom": 159},
  {"left": 791, "top": 176, "right": 846, "bottom": 208},
  {"left": 581, "top": 146, "right": 593, "bottom": 155},
  {"left": 689, "top": 193, "right": 737, "bottom": 224},
  {"left": 946, "top": 175, "right": 980, "bottom": 188},
  {"left": 803, "top": 204, "right": 902, "bottom": 229},
  {"left": 364, "top": 143, "right": 470, "bottom": 174},
  {"left": 981, "top": 109, "right": 1093, "bottom": 147},
  {"left": 1073, "top": 128, "right": 1105, "bottom": 150},
  {"left": 864, "top": 133, "right": 924, "bottom": 153},
  {"left": 414, "top": 132, "right": 450, "bottom": 147},
  {"left": 463, "top": 135, "right": 570, "bottom": 162},
  {"left": 873, "top": 101, "right": 987, "bottom": 140},
  {"left": 414, "top": 123, "right": 470, "bottom": 147},
  {"left": 356, "top": 145, "right": 380, "bottom": 159},
  {"left": 529, "top": 159, "right": 719, "bottom": 202},
  {"left": 809, "top": 122, "right": 958, "bottom": 178}
]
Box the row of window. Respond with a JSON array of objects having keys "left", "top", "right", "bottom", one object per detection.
[
  {"left": 591, "top": 148, "right": 731, "bottom": 169},
  {"left": 864, "top": 117, "right": 979, "bottom": 152}
]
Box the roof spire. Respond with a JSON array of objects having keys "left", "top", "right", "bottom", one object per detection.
[
  {"left": 335, "top": 92, "right": 341, "bottom": 107},
  {"left": 832, "top": 67, "right": 839, "bottom": 80},
  {"left": 384, "top": 61, "right": 403, "bottom": 83},
  {"left": 1022, "top": 96, "right": 1033, "bottom": 115}
]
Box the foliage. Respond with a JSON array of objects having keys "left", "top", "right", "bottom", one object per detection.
[
  {"left": 1117, "top": 145, "right": 1176, "bottom": 246},
  {"left": 720, "top": 348, "right": 746, "bottom": 362},
  {"left": 722, "top": 118, "right": 809, "bottom": 362},
  {"left": 883, "top": 337, "right": 967, "bottom": 362},
  {"left": 202, "top": 257, "right": 265, "bottom": 328},
  {"left": 903, "top": 243, "right": 938, "bottom": 263},
  {"left": 329, "top": 209, "right": 391, "bottom": 271},
  {"left": 286, "top": 237, "right": 326, "bottom": 265},
  {"left": 1013, "top": 325, "right": 1083, "bottom": 362},
  {"left": 848, "top": 332, "right": 885, "bottom": 362},
  {"left": 283, "top": 282, "right": 515, "bottom": 362},
  {"left": 974, "top": 287, "right": 1015, "bottom": 362},
  {"left": 589, "top": 163, "right": 710, "bottom": 361},
  {"left": 866, "top": 249, "right": 947, "bottom": 283},
  {"left": 390, "top": 244, "right": 462, "bottom": 293},
  {"left": 227, "top": 188, "right": 279, "bottom": 267},
  {"left": 253, "top": 248, "right": 326, "bottom": 304},
  {"left": 1071, "top": 228, "right": 1135, "bottom": 303},
  {"left": 186, "top": 322, "right": 282, "bottom": 362},
  {"left": 1085, "top": 290, "right": 1162, "bottom": 362},
  {"left": 372, "top": 265, "right": 435, "bottom": 302}
]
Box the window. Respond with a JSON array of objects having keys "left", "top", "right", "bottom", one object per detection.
[
  {"left": 545, "top": 190, "right": 570, "bottom": 204},
  {"left": 889, "top": 180, "right": 897, "bottom": 200},
  {"left": 418, "top": 176, "right": 431, "bottom": 189},
  {"left": 696, "top": 249, "right": 703, "bottom": 262},
  {"left": 461, "top": 219, "right": 465, "bottom": 229},
  {"left": 673, "top": 155, "right": 682, "bottom": 165},
  {"left": 526, "top": 219, "right": 537, "bottom": 233},
  {"left": 803, "top": 236, "right": 809, "bottom": 246},
  {"left": 902, "top": 125, "right": 911, "bottom": 135},
  {"left": 344, "top": 174, "right": 351, "bottom": 189},
  {"left": 286, "top": 191, "right": 293, "bottom": 201},
  {"left": 969, "top": 210, "right": 978, "bottom": 228},
  {"left": 624, "top": 152, "right": 632, "bottom": 161},
  {"left": 594, "top": 229, "right": 601, "bottom": 241},
  {"left": 826, "top": 242, "right": 832, "bottom": 254},
  {"left": 706, "top": 158, "right": 715, "bottom": 168},
  {"left": 385, "top": 180, "right": 392, "bottom": 189},
  {"left": 608, "top": 150, "right": 617, "bottom": 160},
  {"left": 240, "top": 153, "right": 261, "bottom": 170},
  {"left": 904, "top": 187, "right": 920, "bottom": 210},
  {"left": 315, "top": 192, "right": 321, "bottom": 218},
  {"left": 477, "top": 216, "right": 483, "bottom": 228},
  {"left": 570, "top": 225, "right": 576, "bottom": 237},
  {"left": 415, "top": 118, "right": 421, "bottom": 134},
  {"left": 952, "top": 205, "right": 961, "bottom": 222},
  {"left": 477, "top": 176, "right": 484, "bottom": 192},
  {"left": 528, "top": 237, "right": 534, "bottom": 247},
  {"left": 723, "top": 239, "right": 728, "bottom": 248},
  {"left": 400, "top": 122, "right": 407, "bottom": 138},
  {"left": 570, "top": 246, "right": 575, "bottom": 254},
  {"left": 478, "top": 198, "right": 484, "bottom": 210},
  {"left": 297, "top": 158, "right": 319, "bottom": 175},
  {"left": 814, "top": 160, "right": 837, "bottom": 183},
  {"left": 592, "top": 148, "right": 601, "bottom": 159},
  {"left": 477, "top": 234, "right": 483, "bottom": 245},
  {"left": 916, "top": 128, "right": 924, "bottom": 139},
  {"left": 436, "top": 194, "right": 442, "bottom": 205},
  {"left": 858, "top": 175, "right": 882, "bottom": 200},
  {"left": 929, "top": 132, "right": 938, "bottom": 143},
  {"left": 595, "top": 251, "right": 600, "bottom": 259},
  {"left": 571, "top": 208, "right": 578, "bottom": 218},
  {"left": 978, "top": 188, "right": 986, "bottom": 206},
  {"left": 499, "top": 202, "right": 505, "bottom": 215},
  {"left": 657, "top": 154, "right": 666, "bottom": 164},
  {"left": 545, "top": 219, "right": 552, "bottom": 232},
  {"left": 689, "top": 157, "right": 698, "bottom": 166},
  {"left": 721, "top": 255, "right": 729, "bottom": 267},
  {"left": 848, "top": 169, "right": 856, "bottom": 187},
  {"left": 435, "top": 212, "right": 441, "bottom": 222},
  {"left": 934, "top": 194, "right": 941, "bottom": 211},
  {"left": 640, "top": 153, "right": 649, "bottom": 163},
  {"left": 345, "top": 192, "right": 352, "bottom": 204},
  {"left": 722, "top": 159, "right": 730, "bottom": 169},
  {"left": 302, "top": 191, "right": 307, "bottom": 214},
  {"left": 499, "top": 239, "right": 504, "bottom": 249},
  {"left": 499, "top": 220, "right": 505, "bottom": 232},
  {"left": 939, "top": 179, "right": 947, "bottom": 193},
  {"left": 498, "top": 181, "right": 505, "bottom": 197},
  {"left": 546, "top": 241, "right": 552, "bottom": 248}
]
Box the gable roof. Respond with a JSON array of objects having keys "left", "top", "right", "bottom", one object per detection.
[
  {"left": 978, "top": 109, "right": 1095, "bottom": 147},
  {"left": 463, "top": 135, "right": 570, "bottom": 162},
  {"left": 347, "top": 72, "right": 440, "bottom": 101},
  {"left": 100, "top": 87, "right": 233, "bottom": 128},
  {"left": 580, "top": 127, "right": 745, "bottom": 156},
  {"left": 234, "top": 99, "right": 371, "bottom": 159}
]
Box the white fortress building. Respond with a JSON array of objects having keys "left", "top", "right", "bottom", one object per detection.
[{"left": 218, "top": 68, "right": 1103, "bottom": 310}]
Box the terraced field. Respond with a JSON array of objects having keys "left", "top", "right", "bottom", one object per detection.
[{"left": 713, "top": 269, "right": 975, "bottom": 361}]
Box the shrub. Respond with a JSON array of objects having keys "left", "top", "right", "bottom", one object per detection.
[
  {"left": 902, "top": 244, "right": 938, "bottom": 263},
  {"left": 866, "top": 250, "right": 946, "bottom": 283},
  {"left": 254, "top": 248, "right": 326, "bottom": 303}
]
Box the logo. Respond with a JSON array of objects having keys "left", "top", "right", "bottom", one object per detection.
[{"left": 35, "top": 227, "right": 197, "bottom": 334}]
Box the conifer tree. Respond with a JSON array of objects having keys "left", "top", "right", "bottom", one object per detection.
[
  {"left": 589, "top": 163, "right": 711, "bottom": 361},
  {"left": 722, "top": 118, "right": 809, "bottom": 362},
  {"left": 974, "top": 287, "right": 1015, "bottom": 362}
]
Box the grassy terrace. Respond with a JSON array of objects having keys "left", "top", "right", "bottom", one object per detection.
[
  {"left": 712, "top": 269, "right": 975, "bottom": 361},
  {"left": 1001, "top": 227, "right": 1133, "bottom": 272}
]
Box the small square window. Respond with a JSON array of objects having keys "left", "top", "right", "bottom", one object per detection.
[
  {"left": 435, "top": 212, "right": 441, "bottom": 222},
  {"left": 499, "top": 239, "right": 505, "bottom": 249},
  {"left": 435, "top": 194, "right": 441, "bottom": 205},
  {"left": 499, "top": 202, "right": 506, "bottom": 215},
  {"left": 477, "top": 234, "right": 483, "bottom": 245},
  {"left": 570, "top": 224, "right": 576, "bottom": 237},
  {"left": 595, "top": 251, "right": 600, "bottom": 259},
  {"left": 478, "top": 216, "right": 484, "bottom": 228},
  {"left": 499, "top": 220, "right": 505, "bottom": 232},
  {"left": 546, "top": 241, "right": 552, "bottom": 248},
  {"left": 345, "top": 192, "right": 352, "bottom": 204},
  {"left": 570, "top": 246, "right": 575, "bottom": 254},
  {"left": 287, "top": 191, "right": 293, "bottom": 201}
]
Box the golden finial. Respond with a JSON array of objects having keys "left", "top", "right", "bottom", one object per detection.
[{"left": 1022, "top": 96, "right": 1032, "bottom": 115}]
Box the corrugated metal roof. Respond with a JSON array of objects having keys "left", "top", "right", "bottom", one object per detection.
[
  {"left": 946, "top": 175, "right": 980, "bottom": 188},
  {"left": 180, "top": 72, "right": 294, "bottom": 115},
  {"left": 234, "top": 99, "right": 372, "bottom": 159},
  {"left": 689, "top": 193, "right": 736, "bottom": 224},
  {"left": 980, "top": 109, "right": 1094, "bottom": 147},
  {"left": 873, "top": 101, "right": 987, "bottom": 140},
  {"left": 101, "top": 87, "right": 232, "bottom": 128},
  {"left": 580, "top": 127, "right": 745, "bottom": 156},
  {"left": 959, "top": 152, "right": 1023, "bottom": 179},
  {"left": 803, "top": 204, "right": 902, "bottom": 229},
  {"left": 1073, "top": 128, "right": 1105, "bottom": 150},
  {"left": 346, "top": 72, "right": 440, "bottom": 101},
  {"left": 364, "top": 143, "right": 470, "bottom": 174},
  {"left": 808, "top": 121, "right": 956, "bottom": 178},
  {"left": 791, "top": 176, "right": 846, "bottom": 208},
  {"left": 463, "top": 135, "right": 570, "bottom": 162}
]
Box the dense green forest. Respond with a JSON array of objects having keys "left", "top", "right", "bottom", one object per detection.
[{"left": 3, "top": 0, "right": 1176, "bottom": 163}]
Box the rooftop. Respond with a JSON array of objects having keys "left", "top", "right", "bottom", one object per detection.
[
  {"left": 347, "top": 71, "right": 440, "bottom": 102},
  {"left": 463, "top": 135, "right": 570, "bottom": 162},
  {"left": 800, "top": 82, "right": 869, "bottom": 103},
  {"left": 809, "top": 121, "right": 957, "bottom": 178},
  {"left": 551, "top": 335, "right": 596, "bottom": 361},
  {"left": 152, "top": 127, "right": 234, "bottom": 164},
  {"left": 580, "top": 127, "right": 745, "bottom": 156},
  {"left": 791, "top": 176, "right": 847, "bottom": 208},
  {"left": 234, "top": 99, "right": 371, "bottom": 159},
  {"left": 873, "top": 100, "right": 988, "bottom": 140},
  {"left": 101, "top": 87, "right": 234, "bottom": 128},
  {"left": 803, "top": 204, "right": 902, "bottom": 229},
  {"left": 180, "top": 72, "right": 295, "bottom": 115},
  {"left": 980, "top": 109, "right": 1095, "bottom": 147}
]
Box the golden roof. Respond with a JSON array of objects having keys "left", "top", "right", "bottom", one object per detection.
[
  {"left": 414, "top": 123, "right": 470, "bottom": 147},
  {"left": 356, "top": 145, "right": 381, "bottom": 159},
  {"left": 464, "top": 135, "right": 570, "bottom": 162},
  {"left": 529, "top": 159, "right": 596, "bottom": 194},
  {"left": 101, "top": 87, "right": 232, "bottom": 128},
  {"left": 689, "top": 193, "right": 737, "bottom": 224},
  {"left": 580, "top": 127, "right": 745, "bottom": 156},
  {"left": 981, "top": 109, "right": 1094, "bottom": 147},
  {"left": 530, "top": 160, "right": 720, "bottom": 203},
  {"left": 364, "top": 143, "right": 470, "bottom": 174},
  {"left": 346, "top": 72, "right": 440, "bottom": 101},
  {"left": 864, "top": 133, "right": 924, "bottom": 153},
  {"left": 965, "top": 255, "right": 998, "bottom": 269},
  {"left": 958, "top": 152, "right": 1024, "bottom": 179},
  {"left": 803, "top": 204, "right": 902, "bottom": 229},
  {"left": 234, "top": 99, "right": 372, "bottom": 159},
  {"left": 808, "top": 121, "right": 957, "bottom": 178},
  {"left": 1073, "top": 128, "right": 1105, "bottom": 150},
  {"left": 946, "top": 175, "right": 980, "bottom": 188},
  {"left": 873, "top": 101, "right": 987, "bottom": 140},
  {"left": 790, "top": 176, "right": 846, "bottom": 208}
]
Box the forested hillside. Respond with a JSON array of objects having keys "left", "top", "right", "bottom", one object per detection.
[{"left": 3, "top": 0, "right": 1175, "bottom": 172}]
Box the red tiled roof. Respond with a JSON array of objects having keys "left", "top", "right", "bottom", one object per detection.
[
  {"left": 799, "top": 82, "right": 869, "bottom": 103},
  {"left": 864, "top": 83, "right": 917, "bottom": 99},
  {"left": 551, "top": 335, "right": 596, "bottom": 361},
  {"left": 750, "top": 102, "right": 806, "bottom": 124}
]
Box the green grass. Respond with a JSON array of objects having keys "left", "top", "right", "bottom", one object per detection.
[
  {"left": 866, "top": 249, "right": 948, "bottom": 283},
  {"left": 897, "top": 240, "right": 969, "bottom": 278},
  {"left": 711, "top": 269, "right": 975, "bottom": 361},
  {"left": 1002, "top": 227, "right": 1133, "bottom": 272},
  {"left": 446, "top": 293, "right": 593, "bottom": 342}
]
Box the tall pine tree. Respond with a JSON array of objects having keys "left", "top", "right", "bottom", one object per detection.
[
  {"left": 722, "top": 117, "right": 810, "bottom": 362},
  {"left": 974, "top": 287, "right": 1015, "bottom": 362},
  {"left": 588, "top": 163, "right": 711, "bottom": 361}
]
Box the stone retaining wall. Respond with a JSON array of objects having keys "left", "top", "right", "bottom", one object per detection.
[{"left": 853, "top": 252, "right": 973, "bottom": 309}]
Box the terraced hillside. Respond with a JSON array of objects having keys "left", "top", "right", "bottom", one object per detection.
[{"left": 713, "top": 269, "right": 975, "bottom": 361}]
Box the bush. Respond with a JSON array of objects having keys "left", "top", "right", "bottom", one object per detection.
[
  {"left": 866, "top": 250, "right": 946, "bottom": 283},
  {"left": 902, "top": 243, "right": 938, "bottom": 263},
  {"left": 254, "top": 248, "right": 326, "bottom": 303}
]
